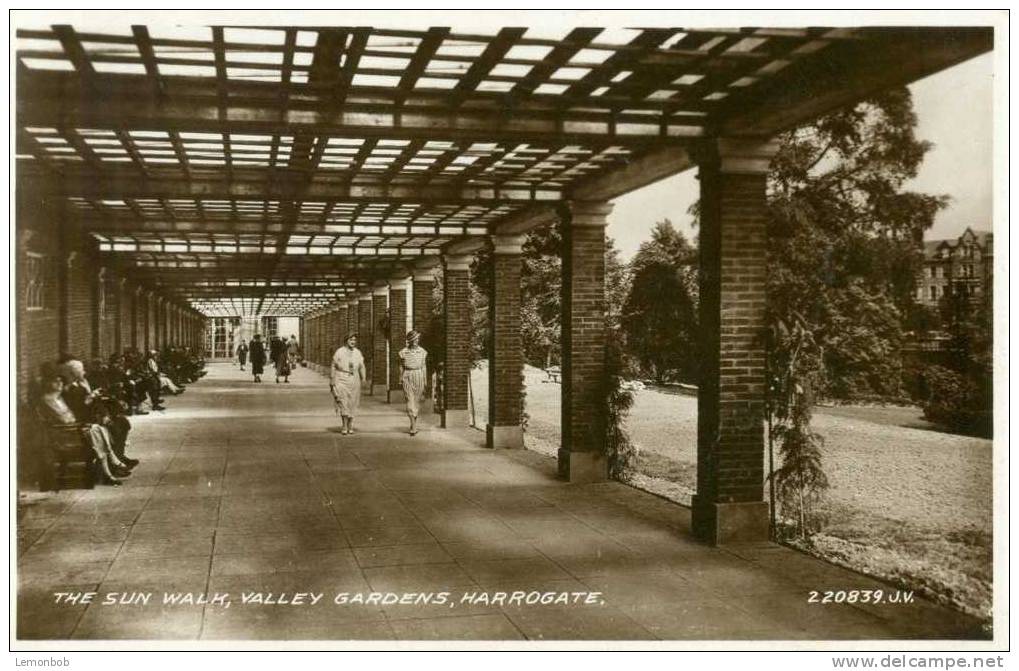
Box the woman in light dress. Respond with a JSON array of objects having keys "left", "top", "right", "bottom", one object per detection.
[
  {"left": 331, "top": 333, "right": 366, "bottom": 435},
  {"left": 398, "top": 330, "right": 428, "bottom": 435}
]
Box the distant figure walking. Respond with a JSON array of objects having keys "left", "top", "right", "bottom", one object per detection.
[
  {"left": 399, "top": 330, "right": 428, "bottom": 435},
  {"left": 249, "top": 334, "right": 266, "bottom": 383},
  {"left": 287, "top": 335, "right": 301, "bottom": 368},
  {"left": 331, "top": 333, "right": 366, "bottom": 435},
  {"left": 273, "top": 336, "right": 291, "bottom": 384},
  {"left": 236, "top": 340, "right": 248, "bottom": 370}
]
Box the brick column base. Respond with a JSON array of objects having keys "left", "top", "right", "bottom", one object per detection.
[{"left": 691, "top": 499, "right": 770, "bottom": 545}]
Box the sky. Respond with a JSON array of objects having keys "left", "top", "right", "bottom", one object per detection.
[{"left": 607, "top": 52, "right": 996, "bottom": 260}]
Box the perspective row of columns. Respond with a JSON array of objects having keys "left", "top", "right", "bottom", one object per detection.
[
  {"left": 302, "top": 137, "right": 776, "bottom": 544},
  {"left": 83, "top": 264, "right": 204, "bottom": 358}
]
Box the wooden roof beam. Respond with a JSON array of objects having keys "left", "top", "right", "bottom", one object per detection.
[
  {"left": 719, "top": 27, "right": 993, "bottom": 137},
  {"left": 27, "top": 171, "right": 563, "bottom": 203}
]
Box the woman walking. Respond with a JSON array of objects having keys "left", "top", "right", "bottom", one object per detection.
[
  {"left": 274, "top": 337, "right": 292, "bottom": 384},
  {"left": 249, "top": 333, "right": 267, "bottom": 383},
  {"left": 398, "top": 330, "right": 428, "bottom": 435},
  {"left": 331, "top": 333, "right": 366, "bottom": 435},
  {"left": 287, "top": 335, "right": 301, "bottom": 368},
  {"left": 236, "top": 339, "right": 248, "bottom": 371}
]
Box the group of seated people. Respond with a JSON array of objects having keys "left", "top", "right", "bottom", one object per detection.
[{"left": 33, "top": 346, "right": 206, "bottom": 487}]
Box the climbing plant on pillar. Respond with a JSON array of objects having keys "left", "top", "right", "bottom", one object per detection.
[
  {"left": 765, "top": 311, "right": 828, "bottom": 539},
  {"left": 604, "top": 331, "right": 637, "bottom": 479}
]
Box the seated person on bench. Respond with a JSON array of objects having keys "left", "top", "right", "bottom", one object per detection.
[
  {"left": 59, "top": 356, "right": 140, "bottom": 469},
  {"left": 37, "top": 363, "right": 131, "bottom": 486}
]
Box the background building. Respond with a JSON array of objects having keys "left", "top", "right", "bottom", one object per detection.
[{"left": 917, "top": 227, "right": 993, "bottom": 307}]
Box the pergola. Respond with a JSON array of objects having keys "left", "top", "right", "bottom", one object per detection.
[{"left": 15, "top": 23, "right": 991, "bottom": 543}]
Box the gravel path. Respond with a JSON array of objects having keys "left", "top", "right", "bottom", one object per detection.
[{"left": 470, "top": 364, "right": 992, "bottom": 533}]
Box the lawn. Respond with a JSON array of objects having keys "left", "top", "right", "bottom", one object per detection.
[{"left": 468, "top": 362, "right": 993, "bottom": 622}]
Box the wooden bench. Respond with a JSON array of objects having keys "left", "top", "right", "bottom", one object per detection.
[
  {"left": 32, "top": 406, "right": 95, "bottom": 491},
  {"left": 544, "top": 366, "right": 561, "bottom": 384}
]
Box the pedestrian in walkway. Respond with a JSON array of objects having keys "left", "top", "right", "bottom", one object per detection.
[
  {"left": 249, "top": 334, "right": 266, "bottom": 383},
  {"left": 274, "top": 337, "right": 292, "bottom": 384},
  {"left": 398, "top": 330, "right": 428, "bottom": 435},
  {"left": 331, "top": 333, "right": 366, "bottom": 435},
  {"left": 236, "top": 340, "right": 248, "bottom": 370},
  {"left": 287, "top": 334, "right": 301, "bottom": 368}
]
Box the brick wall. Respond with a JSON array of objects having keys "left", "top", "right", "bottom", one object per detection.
[
  {"left": 117, "top": 281, "right": 132, "bottom": 351},
  {"left": 489, "top": 252, "right": 523, "bottom": 427},
  {"left": 145, "top": 296, "right": 156, "bottom": 351},
  {"left": 63, "top": 233, "right": 98, "bottom": 360},
  {"left": 388, "top": 286, "right": 407, "bottom": 391},
  {"left": 559, "top": 218, "right": 607, "bottom": 467},
  {"left": 16, "top": 199, "right": 61, "bottom": 398},
  {"left": 136, "top": 291, "right": 148, "bottom": 351},
  {"left": 443, "top": 267, "right": 470, "bottom": 412},
  {"left": 372, "top": 292, "right": 388, "bottom": 388},
  {"left": 100, "top": 271, "right": 119, "bottom": 356},
  {"left": 696, "top": 170, "right": 768, "bottom": 504}
]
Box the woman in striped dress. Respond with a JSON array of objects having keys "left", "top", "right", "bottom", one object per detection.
[{"left": 398, "top": 330, "right": 428, "bottom": 435}]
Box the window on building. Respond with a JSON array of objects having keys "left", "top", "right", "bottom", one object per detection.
[
  {"left": 930, "top": 286, "right": 938, "bottom": 301},
  {"left": 262, "top": 316, "right": 279, "bottom": 339},
  {"left": 24, "top": 253, "right": 47, "bottom": 310}
]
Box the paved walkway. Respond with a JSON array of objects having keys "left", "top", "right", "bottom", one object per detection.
[{"left": 17, "top": 363, "right": 986, "bottom": 642}]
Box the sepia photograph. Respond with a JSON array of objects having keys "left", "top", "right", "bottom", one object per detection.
[{"left": 9, "top": 8, "right": 1007, "bottom": 655}]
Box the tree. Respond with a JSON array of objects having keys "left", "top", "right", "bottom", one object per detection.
[
  {"left": 760, "top": 87, "right": 950, "bottom": 534},
  {"left": 921, "top": 285, "right": 993, "bottom": 436},
  {"left": 621, "top": 220, "right": 699, "bottom": 383},
  {"left": 767, "top": 87, "right": 949, "bottom": 401}
]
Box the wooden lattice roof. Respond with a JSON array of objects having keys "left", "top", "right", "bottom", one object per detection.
[{"left": 15, "top": 23, "right": 992, "bottom": 316}]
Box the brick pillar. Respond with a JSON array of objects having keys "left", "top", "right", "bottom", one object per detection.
[
  {"left": 357, "top": 293, "right": 373, "bottom": 388},
  {"left": 691, "top": 138, "right": 778, "bottom": 545},
  {"left": 323, "top": 309, "right": 333, "bottom": 370},
  {"left": 333, "top": 306, "right": 346, "bottom": 361},
  {"left": 387, "top": 277, "right": 410, "bottom": 403},
  {"left": 142, "top": 291, "right": 153, "bottom": 351},
  {"left": 311, "top": 314, "right": 318, "bottom": 369},
  {"left": 134, "top": 287, "right": 144, "bottom": 351},
  {"left": 307, "top": 315, "right": 316, "bottom": 370},
  {"left": 347, "top": 300, "right": 358, "bottom": 346},
  {"left": 322, "top": 311, "right": 330, "bottom": 367},
  {"left": 117, "top": 278, "right": 129, "bottom": 352},
  {"left": 442, "top": 254, "right": 472, "bottom": 428},
  {"left": 94, "top": 267, "right": 105, "bottom": 358},
  {"left": 104, "top": 271, "right": 120, "bottom": 355},
  {"left": 371, "top": 283, "right": 389, "bottom": 396},
  {"left": 336, "top": 306, "right": 348, "bottom": 364},
  {"left": 314, "top": 312, "right": 323, "bottom": 369},
  {"left": 558, "top": 202, "right": 612, "bottom": 482},
  {"left": 488, "top": 235, "right": 526, "bottom": 448},
  {"left": 150, "top": 295, "right": 161, "bottom": 350},
  {"left": 412, "top": 265, "right": 439, "bottom": 397},
  {"left": 163, "top": 300, "right": 170, "bottom": 348}
]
